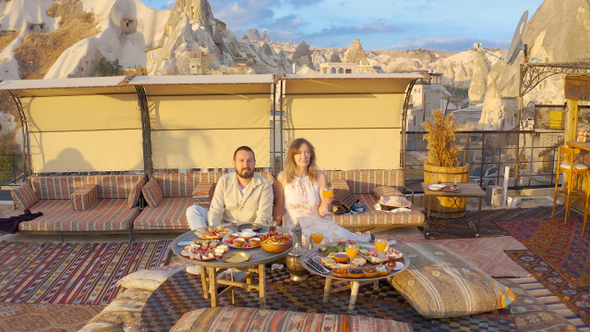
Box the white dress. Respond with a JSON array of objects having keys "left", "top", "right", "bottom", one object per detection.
[{"left": 283, "top": 176, "right": 362, "bottom": 246}]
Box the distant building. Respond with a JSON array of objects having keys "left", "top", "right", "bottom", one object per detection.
[
  {"left": 28, "top": 23, "right": 47, "bottom": 32},
  {"left": 319, "top": 62, "right": 384, "bottom": 74},
  {"left": 146, "top": 47, "right": 162, "bottom": 68},
  {"left": 407, "top": 72, "right": 446, "bottom": 130}
]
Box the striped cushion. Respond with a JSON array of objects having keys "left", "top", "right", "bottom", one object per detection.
[
  {"left": 133, "top": 197, "right": 194, "bottom": 231},
  {"left": 12, "top": 199, "right": 138, "bottom": 232},
  {"left": 71, "top": 184, "right": 99, "bottom": 211},
  {"left": 330, "top": 179, "right": 350, "bottom": 191},
  {"left": 388, "top": 242, "right": 516, "bottom": 319},
  {"left": 153, "top": 173, "right": 223, "bottom": 198},
  {"left": 142, "top": 179, "right": 163, "bottom": 208},
  {"left": 333, "top": 194, "right": 424, "bottom": 227},
  {"left": 192, "top": 182, "right": 214, "bottom": 205},
  {"left": 11, "top": 184, "right": 38, "bottom": 211},
  {"left": 371, "top": 186, "right": 404, "bottom": 198},
  {"left": 127, "top": 178, "right": 146, "bottom": 208},
  {"left": 170, "top": 307, "right": 413, "bottom": 332},
  {"left": 324, "top": 170, "right": 404, "bottom": 194},
  {"left": 32, "top": 175, "right": 144, "bottom": 200}
]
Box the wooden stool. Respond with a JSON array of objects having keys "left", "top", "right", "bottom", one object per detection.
[{"left": 552, "top": 146, "right": 590, "bottom": 233}]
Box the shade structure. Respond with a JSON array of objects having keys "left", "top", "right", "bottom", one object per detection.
[
  {"left": 282, "top": 74, "right": 421, "bottom": 170},
  {"left": 127, "top": 75, "right": 276, "bottom": 169},
  {"left": 0, "top": 73, "right": 418, "bottom": 175}
]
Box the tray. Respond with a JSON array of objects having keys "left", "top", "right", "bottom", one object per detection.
[{"left": 221, "top": 234, "right": 261, "bottom": 249}]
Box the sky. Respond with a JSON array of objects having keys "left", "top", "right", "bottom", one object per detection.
[{"left": 143, "top": 0, "right": 545, "bottom": 52}]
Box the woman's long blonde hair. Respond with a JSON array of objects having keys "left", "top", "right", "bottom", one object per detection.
[{"left": 284, "top": 138, "right": 318, "bottom": 183}]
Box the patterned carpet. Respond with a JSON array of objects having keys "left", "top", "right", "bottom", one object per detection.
[
  {"left": 141, "top": 269, "right": 517, "bottom": 332},
  {"left": 0, "top": 303, "right": 104, "bottom": 332},
  {"left": 0, "top": 240, "right": 170, "bottom": 305},
  {"left": 497, "top": 215, "right": 590, "bottom": 287},
  {"left": 425, "top": 206, "right": 565, "bottom": 239},
  {"left": 394, "top": 235, "right": 530, "bottom": 277},
  {"left": 506, "top": 249, "right": 590, "bottom": 327}
]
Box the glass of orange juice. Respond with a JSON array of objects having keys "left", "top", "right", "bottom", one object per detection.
[
  {"left": 311, "top": 232, "right": 323, "bottom": 249},
  {"left": 322, "top": 187, "right": 334, "bottom": 199},
  {"left": 345, "top": 242, "right": 359, "bottom": 260},
  {"left": 374, "top": 236, "right": 387, "bottom": 253}
]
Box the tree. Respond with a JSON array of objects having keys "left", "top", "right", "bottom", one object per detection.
[
  {"left": 0, "top": 131, "right": 22, "bottom": 185},
  {"left": 94, "top": 57, "right": 123, "bottom": 76}
]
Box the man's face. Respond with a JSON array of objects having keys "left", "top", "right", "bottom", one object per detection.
[{"left": 233, "top": 150, "right": 255, "bottom": 179}]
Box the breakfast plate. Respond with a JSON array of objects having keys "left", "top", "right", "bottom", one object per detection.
[{"left": 428, "top": 184, "right": 446, "bottom": 191}]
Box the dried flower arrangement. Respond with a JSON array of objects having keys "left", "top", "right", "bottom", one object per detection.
[{"left": 422, "top": 109, "right": 461, "bottom": 167}]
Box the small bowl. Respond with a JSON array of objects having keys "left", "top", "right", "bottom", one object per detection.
[
  {"left": 233, "top": 238, "right": 245, "bottom": 247},
  {"left": 228, "top": 233, "right": 239, "bottom": 241},
  {"left": 333, "top": 252, "right": 350, "bottom": 263},
  {"left": 248, "top": 237, "right": 261, "bottom": 246},
  {"left": 239, "top": 231, "right": 256, "bottom": 240}
]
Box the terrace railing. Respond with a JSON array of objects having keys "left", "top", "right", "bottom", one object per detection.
[
  {"left": 405, "top": 130, "right": 565, "bottom": 193},
  {"left": 0, "top": 153, "right": 24, "bottom": 188}
]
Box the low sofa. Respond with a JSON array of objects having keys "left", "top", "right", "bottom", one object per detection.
[
  {"left": 133, "top": 172, "right": 276, "bottom": 233},
  {"left": 325, "top": 169, "right": 425, "bottom": 228},
  {"left": 9, "top": 175, "right": 145, "bottom": 239}
]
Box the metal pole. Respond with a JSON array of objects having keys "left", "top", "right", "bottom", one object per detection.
[
  {"left": 280, "top": 79, "right": 285, "bottom": 170},
  {"left": 8, "top": 91, "right": 30, "bottom": 182},
  {"left": 515, "top": 64, "right": 524, "bottom": 186},
  {"left": 271, "top": 82, "right": 276, "bottom": 175},
  {"left": 134, "top": 86, "right": 153, "bottom": 179}
]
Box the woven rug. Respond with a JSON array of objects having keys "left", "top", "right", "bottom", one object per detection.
[
  {"left": 0, "top": 303, "right": 105, "bottom": 332},
  {"left": 0, "top": 240, "right": 170, "bottom": 305},
  {"left": 497, "top": 215, "right": 590, "bottom": 287},
  {"left": 142, "top": 269, "right": 516, "bottom": 332},
  {"left": 506, "top": 250, "right": 590, "bottom": 327},
  {"left": 393, "top": 235, "right": 531, "bottom": 277},
  {"left": 426, "top": 206, "right": 565, "bottom": 239}
]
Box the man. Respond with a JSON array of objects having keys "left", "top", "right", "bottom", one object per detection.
[{"left": 185, "top": 146, "right": 273, "bottom": 229}]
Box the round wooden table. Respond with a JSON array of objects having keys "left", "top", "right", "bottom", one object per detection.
[
  {"left": 299, "top": 242, "right": 410, "bottom": 310},
  {"left": 170, "top": 227, "right": 293, "bottom": 308}
]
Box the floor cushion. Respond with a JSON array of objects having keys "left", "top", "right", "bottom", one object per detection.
[
  {"left": 387, "top": 242, "right": 516, "bottom": 319},
  {"left": 170, "top": 307, "right": 414, "bottom": 332},
  {"left": 116, "top": 263, "right": 188, "bottom": 292}
]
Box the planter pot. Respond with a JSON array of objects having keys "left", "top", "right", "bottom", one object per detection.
[{"left": 424, "top": 163, "right": 471, "bottom": 218}]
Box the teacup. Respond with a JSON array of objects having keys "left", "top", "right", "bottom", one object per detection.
[{"left": 249, "top": 237, "right": 261, "bottom": 246}]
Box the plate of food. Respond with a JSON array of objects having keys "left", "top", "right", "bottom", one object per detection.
[
  {"left": 220, "top": 252, "right": 251, "bottom": 263},
  {"left": 194, "top": 226, "right": 232, "bottom": 240},
  {"left": 428, "top": 184, "right": 446, "bottom": 191},
  {"left": 260, "top": 231, "right": 293, "bottom": 253},
  {"left": 358, "top": 247, "right": 387, "bottom": 264},
  {"left": 180, "top": 240, "right": 229, "bottom": 261},
  {"left": 222, "top": 233, "right": 261, "bottom": 249}
]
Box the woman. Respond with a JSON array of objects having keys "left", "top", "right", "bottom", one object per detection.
[{"left": 273, "top": 138, "right": 371, "bottom": 245}]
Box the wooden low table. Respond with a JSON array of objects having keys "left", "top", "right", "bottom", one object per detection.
[
  {"left": 170, "top": 227, "right": 293, "bottom": 309},
  {"left": 299, "top": 243, "right": 410, "bottom": 310},
  {"left": 422, "top": 182, "right": 486, "bottom": 238}
]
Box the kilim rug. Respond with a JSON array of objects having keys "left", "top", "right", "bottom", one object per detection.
[
  {"left": 393, "top": 235, "right": 530, "bottom": 277},
  {"left": 0, "top": 303, "right": 105, "bottom": 332},
  {"left": 497, "top": 215, "right": 590, "bottom": 287},
  {"left": 425, "top": 206, "right": 565, "bottom": 239},
  {"left": 0, "top": 240, "right": 170, "bottom": 305},
  {"left": 506, "top": 250, "right": 590, "bottom": 327},
  {"left": 141, "top": 269, "right": 516, "bottom": 332}
]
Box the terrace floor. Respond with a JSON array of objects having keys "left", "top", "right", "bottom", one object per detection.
[{"left": 1, "top": 197, "right": 588, "bottom": 331}]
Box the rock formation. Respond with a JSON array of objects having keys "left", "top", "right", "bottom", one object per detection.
[
  {"left": 478, "top": 0, "right": 590, "bottom": 129},
  {"left": 292, "top": 40, "right": 314, "bottom": 70},
  {"left": 342, "top": 39, "right": 368, "bottom": 65}
]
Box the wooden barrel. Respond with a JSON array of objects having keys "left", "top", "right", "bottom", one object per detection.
[{"left": 424, "top": 163, "right": 471, "bottom": 218}]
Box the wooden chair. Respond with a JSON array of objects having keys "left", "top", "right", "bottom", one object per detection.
[{"left": 552, "top": 146, "right": 590, "bottom": 233}]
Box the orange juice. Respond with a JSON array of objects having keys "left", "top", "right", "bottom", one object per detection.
[
  {"left": 322, "top": 188, "right": 334, "bottom": 199},
  {"left": 311, "top": 232, "right": 323, "bottom": 244},
  {"left": 345, "top": 246, "right": 359, "bottom": 259},
  {"left": 375, "top": 241, "right": 387, "bottom": 252}
]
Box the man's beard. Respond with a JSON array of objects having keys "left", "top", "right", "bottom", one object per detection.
[{"left": 236, "top": 167, "right": 253, "bottom": 179}]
